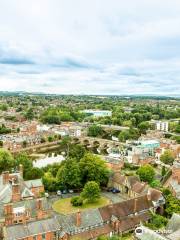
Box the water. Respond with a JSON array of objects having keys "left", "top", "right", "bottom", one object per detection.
[{"left": 33, "top": 153, "right": 65, "bottom": 168}]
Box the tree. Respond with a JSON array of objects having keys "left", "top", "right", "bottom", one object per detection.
[
  {"left": 57, "top": 158, "right": 82, "bottom": 189},
  {"left": 25, "top": 108, "right": 34, "bottom": 120},
  {"left": 161, "top": 166, "right": 166, "bottom": 176},
  {"left": 69, "top": 144, "right": 86, "bottom": 160},
  {"left": 87, "top": 125, "right": 103, "bottom": 137},
  {"left": 137, "top": 164, "right": 155, "bottom": 183},
  {"left": 22, "top": 140, "right": 27, "bottom": 148},
  {"left": 118, "top": 130, "right": 130, "bottom": 142},
  {"left": 48, "top": 136, "right": 54, "bottom": 142},
  {"left": 150, "top": 179, "right": 161, "bottom": 188},
  {"left": 79, "top": 153, "right": 110, "bottom": 186},
  {"left": 0, "top": 149, "right": 14, "bottom": 173},
  {"left": 43, "top": 172, "right": 57, "bottom": 192},
  {"left": 25, "top": 167, "right": 44, "bottom": 180},
  {"left": 160, "top": 150, "right": 174, "bottom": 165},
  {"left": 71, "top": 196, "right": 83, "bottom": 206},
  {"left": 163, "top": 191, "right": 180, "bottom": 217},
  {"left": 81, "top": 181, "right": 100, "bottom": 203},
  {"left": 146, "top": 214, "right": 168, "bottom": 229},
  {"left": 138, "top": 121, "right": 150, "bottom": 134},
  {"left": 175, "top": 123, "right": 180, "bottom": 133},
  {"left": 0, "top": 104, "right": 8, "bottom": 111},
  {"left": 15, "top": 152, "right": 33, "bottom": 179}
]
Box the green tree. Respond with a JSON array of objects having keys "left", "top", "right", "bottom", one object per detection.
[
  {"left": 150, "top": 179, "right": 161, "bottom": 188},
  {"left": 175, "top": 123, "right": 180, "bottom": 133},
  {"left": 160, "top": 150, "right": 174, "bottom": 165},
  {"left": 164, "top": 191, "right": 180, "bottom": 217},
  {"left": 87, "top": 125, "right": 103, "bottom": 137},
  {"left": 0, "top": 149, "right": 14, "bottom": 173},
  {"left": 138, "top": 121, "right": 150, "bottom": 134},
  {"left": 81, "top": 181, "right": 100, "bottom": 203},
  {"left": 118, "top": 130, "right": 130, "bottom": 142},
  {"left": 57, "top": 158, "right": 82, "bottom": 189},
  {"left": 137, "top": 164, "right": 155, "bottom": 183},
  {"left": 25, "top": 167, "right": 44, "bottom": 180},
  {"left": 69, "top": 144, "right": 86, "bottom": 160},
  {"left": 43, "top": 172, "right": 57, "bottom": 192},
  {"left": 71, "top": 196, "right": 83, "bottom": 206},
  {"left": 79, "top": 153, "right": 110, "bottom": 186},
  {"left": 22, "top": 140, "right": 27, "bottom": 148},
  {"left": 161, "top": 166, "right": 166, "bottom": 176},
  {"left": 146, "top": 214, "right": 168, "bottom": 229},
  {"left": 15, "top": 152, "right": 33, "bottom": 179},
  {"left": 25, "top": 108, "right": 34, "bottom": 120}
]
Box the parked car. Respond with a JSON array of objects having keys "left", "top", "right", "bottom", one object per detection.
[
  {"left": 45, "top": 192, "right": 49, "bottom": 198},
  {"left": 112, "top": 188, "right": 120, "bottom": 194},
  {"left": 57, "top": 190, "right": 62, "bottom": 196},
  {"left": 68, "top": 189, "right": 74, "bottom": 193},
  {"left": 62, "top": 189, "right": 67, "bottom": 194}
]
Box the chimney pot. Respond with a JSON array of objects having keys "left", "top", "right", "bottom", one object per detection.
[
  {"left": 36, "top": 199, "right": 43, "bottom": 210},
  {"left": 134, "top": 198, "right": 138, "bottom": 214},
  {"left": 147, "top": 190, "right": 151, "bottom": 201},
  {"left": 2, "top": 171, "right": 9, "bottom": 185},
  {"left": 76, "top": 210, "right": 81, "bottom": 227}
]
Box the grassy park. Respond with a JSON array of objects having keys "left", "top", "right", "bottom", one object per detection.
[{"left": 52, "top": 196, "right": 110, "bottom": 214}]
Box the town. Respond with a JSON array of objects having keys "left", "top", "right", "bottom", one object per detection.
[{"left": 0, "top": 93, "right": 179, "bottom": 240}]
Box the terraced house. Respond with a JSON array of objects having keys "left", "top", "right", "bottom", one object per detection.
[
  {"left": 0, "top": 168, "right": 165, "bottom": 240},
  {"left": 1, "top": 193, "right": 165, "bottom": 240}
]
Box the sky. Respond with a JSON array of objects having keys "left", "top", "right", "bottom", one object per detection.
[{"left": 0, "top": 0, "right": 180, "bottom": 96}]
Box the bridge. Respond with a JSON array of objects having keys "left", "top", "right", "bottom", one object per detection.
[
  {"left": 72, "top": 136, "right": 126, "bottom": 150},
  {"left": 11, "top": 136, "right": 125, "bottom": 155}
]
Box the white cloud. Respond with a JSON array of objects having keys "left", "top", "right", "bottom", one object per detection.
[{"left": 0, "top": 0, "right": 180, "bottom": 95}]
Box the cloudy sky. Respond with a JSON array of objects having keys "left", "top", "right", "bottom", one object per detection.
[{"left": 0, "top": 0, "right": 180, "bottom": 95}]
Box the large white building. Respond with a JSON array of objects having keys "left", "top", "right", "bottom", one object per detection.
[
  {"left": 82, "top": 109, "right": 112, "bottom": 117},
  {"left": 156, "top": 121, "right": 169, "bottom": 132}
]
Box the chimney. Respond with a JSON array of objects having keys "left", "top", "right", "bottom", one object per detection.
[
  {"left": 4, "top": 204, "right": 13, "bottom": 225},
  {"left": 36, "top": 199, "right": 43, "bottom": 210},
  {"left": 2, "top": 171, "right": 9, "bottom": 185},
  {"left": 12, "top": 183, "right": 21, "bottom": 202},
  {"left": 19, "top": 164, "right": 23, "bottom": 178},
  {"left": 134, "top": 198, "right": 138, "bottom": 215},
  {"left": 76, "top": 210, "right": 81, "bottom": 227},
  {"left": 4, "top": 204, "right": 13, "bottom": 215},
  {"left": 147, "top": 190, "right": 151, "bottom": 201},
  {"left": 115, "top": 220, "right": 119, "bottom": 232}
]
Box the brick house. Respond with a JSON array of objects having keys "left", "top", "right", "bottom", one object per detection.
[
  {"left": 166, "top": 162, "right": 180, "bottom": 199},
  {"left": 108, "top": 172, "right": 165, "bottom": 208},
  {"left": 3, "top": 195, "right": 154, "bottom": 240},
  {"left": 1, "top": 198, "right": 51, "bottom": 226},
  {"left": 0, "top": 168, "right": 44, "bottom": 204}
]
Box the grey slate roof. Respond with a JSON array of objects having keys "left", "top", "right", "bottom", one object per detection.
[
  {"left": 0, "top": 171, "right": 43, "bottom": 204},
  {"left": 56, "top": 208, "right": 104, "bottom": 234},
  {"left": 5, "top": 217, "right": 62, "bottom": 240},
  {"left": 25, "top": 179, "right": 43, "bottom": 188}
]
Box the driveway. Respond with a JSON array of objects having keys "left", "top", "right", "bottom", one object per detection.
[{"left": 102, "top": 191, "right": 129, "bottom": 203}]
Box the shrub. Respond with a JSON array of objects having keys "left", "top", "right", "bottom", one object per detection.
[{"left": 71, "top": 196, "right": 83, "bottom": 206}]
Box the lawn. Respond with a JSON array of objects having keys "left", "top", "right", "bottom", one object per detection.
[{"left": 52, "top": 196, "right": 110, "bottom": 214}]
